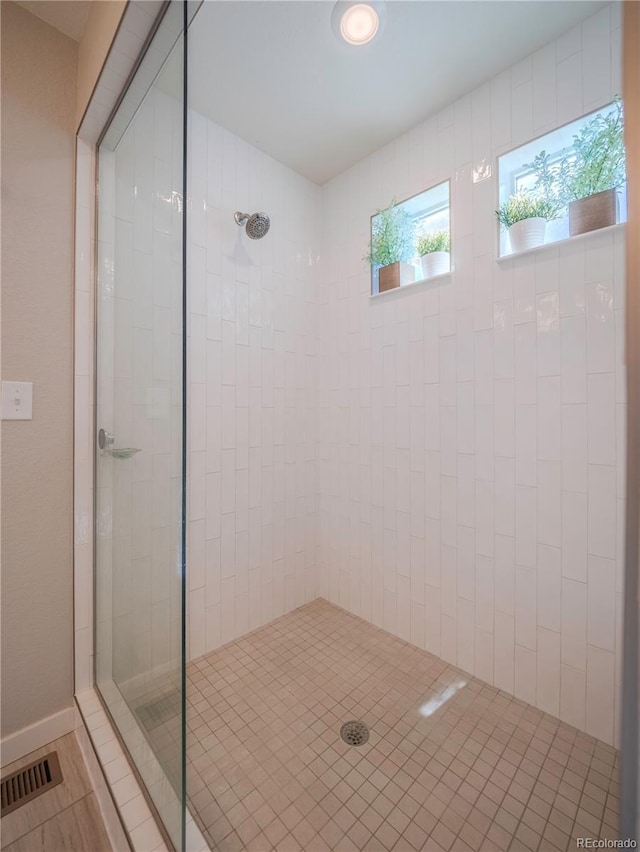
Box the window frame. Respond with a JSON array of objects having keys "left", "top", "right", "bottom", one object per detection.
[
  {"left": 496, "top": 99, "right": 627, "bottom": 258},
  {"left": 369, "top": 178, "right": 451, "bottom": 294}
]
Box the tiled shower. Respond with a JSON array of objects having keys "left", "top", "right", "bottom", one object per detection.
[
  {"left": 79, "top": 1, "right": 629, "bottom": 850},
  {"left": 185, "top": 4, "right": 624, "bottom": 742}
]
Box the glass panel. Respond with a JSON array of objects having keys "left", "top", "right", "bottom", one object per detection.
[{"left": 95, "top": 3, "right": 186, "bottom": 848}]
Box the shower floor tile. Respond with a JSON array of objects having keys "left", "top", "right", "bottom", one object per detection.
[{"left": 184, "top": 600, "right": 619, "bottom": 851}]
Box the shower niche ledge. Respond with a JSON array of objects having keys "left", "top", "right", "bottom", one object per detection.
[
  {"left": 370, "top": 270, "right": 452, "bottom": 299},
  {"left": 496, "top": 221, "right": 625, "bottom": 264}
]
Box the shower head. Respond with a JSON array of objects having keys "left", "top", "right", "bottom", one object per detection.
[{"left": 234, "top": 211, "right": 270, "bottom": 239}]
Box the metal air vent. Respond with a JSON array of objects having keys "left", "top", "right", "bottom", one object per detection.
[{"left": 1, "top": 752, "right": 63, "bottom": 816}]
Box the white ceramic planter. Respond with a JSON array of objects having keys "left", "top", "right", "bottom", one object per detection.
[
  {"left": 420, "top": 251, "right": 450, "bottom": 279},
  {"left": 507, "top": 217, "right": 547, "bottom": 253}
]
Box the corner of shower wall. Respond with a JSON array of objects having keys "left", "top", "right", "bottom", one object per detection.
[{"left": 184, "top": 88, "right": 324, "bottom": 663}]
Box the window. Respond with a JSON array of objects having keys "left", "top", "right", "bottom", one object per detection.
[
  {"left": 497, "top": 100, "right": 627, "bottom": 257},
  {"left": 370, "top": 180, "right": 450, "bottom": 294}
]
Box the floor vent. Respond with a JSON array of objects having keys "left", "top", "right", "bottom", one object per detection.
[{"left": 1, "top": 752, "right": 63, "bottom": 817}]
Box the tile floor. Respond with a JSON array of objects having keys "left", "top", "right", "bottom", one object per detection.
[
  {"left": 1, "top": 732, "right": 112, "bottom": 851},
  {"left": 180, "top": 599, "right": 620, "bottom": 852}
]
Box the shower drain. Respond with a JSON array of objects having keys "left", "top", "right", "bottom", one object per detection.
[{"left": 340, "top": 720, "right": 370, "bottom": 746}]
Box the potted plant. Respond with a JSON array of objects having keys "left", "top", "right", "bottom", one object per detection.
[
  {"left": 496, "top": 190, "right": 559, "bottom": 253},
  {"left": 365, "top": 200, "right": 415, "bottom": 292},
  {"left": 560, "top": 98, "right": 625, "bottom": 235},
  {"left": 416, "top": 230, "right": 450, "bottom": 278},
  {"left": 526, "top": 98, "right": 626, "bottom": 236}
]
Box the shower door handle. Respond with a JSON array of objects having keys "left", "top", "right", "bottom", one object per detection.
[
  {"left": 98, "top": 428, "right": 114, "bottom": 450},
  {"left": 98, "top": 428, "right": 141, "bottom": 459}
]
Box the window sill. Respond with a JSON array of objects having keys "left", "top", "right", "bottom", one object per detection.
[
  {"left": 497, "top": 221, "right": 625, "bottom": 263},
  {"left": 370, "top": 270, "right": 452, "bottom": 299}
]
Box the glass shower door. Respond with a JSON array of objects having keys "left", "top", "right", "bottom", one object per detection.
[{"left": 94, "top": 3, "right": 186, "bottom": 847}]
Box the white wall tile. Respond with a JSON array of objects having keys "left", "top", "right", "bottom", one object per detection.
[
  {"left": 475, "top": 481, "right": 494, "bottom": 557},
  {"left": 587, "top": 555, "right": 616, "bottom": 652},
  {"left": 561, "top": 578, "right": 587, "bottom": 671},
  {"left": 537, "top": 627, "right": 561, "bottom": 717},
  {"left": 515, "top": 323, "right": 536, "bottom": 406},
  {"left": 560, "top": 663, "right": 586, "bottom": 731},
  {"left": 515, "top": 485, "right": 536, "bottom": 568},
  {"left": 514, "top": 645, "right": 536, "bottom": 705},
  {"left": 562, "top": 404, "right": 588, "bottom": 492},
  {"left": 562, "top": 491, "right": 588, "bottom": 582},
  {"left": 494, "top": 380, "right": 515, "bottom": 458},
  {"left": 494, "top": 612, "right": 515, "bottom": 694},
  {"left": 475, "top": 555, "right": 494, "bottom": 633},
  {"left": 536, "top": 292, "right": 560, "bottom": 377},
  {"left": 587, "top": 373, "right": 616, "bottom": 466},
  {"left": 494, "top": 534, "right": 515, "bottom": 616},
  {"left": 475, "top": 629, "right": 494, "bottom": 685},
  {"left": 588, "top": 464, "right": 617, "bottom": 558},
  {"left": 424, "top": 585, "right": 441, "bottom": 656},
  {"left": 493, "top": 299, "right": 514, "bottom": 379},
  {"left": 490, "top": 71, "right": 511, "bottom": 149},
  {"left": 582, "top": 6, "right": 612, "bottom": 110},
  {"left": 515, "top": 566, "right": 537, "bottom": 651},
  {"left": 494, "top": 458, "right": 515, "bottom": 537},
  {"left": 557, "top": 53, "right": 583, "bottom": 124},
  {"left": 457, "top": 525, "right": 475, "bottom": 601},
  {"left": 188, "top": 108, "right": 320, "bottom": 656},
  {"left": 440, "top": 613, "right": 457, "bottom": 666},
  {"left": 537, "top": 377, "right": 561, "bottom": 461},
  {"left": 516, "top": 405, "right": 537, "bottom": 486},
  {"left": 511, "top": 81, "right": 533, "bottom": 147},
  {"left": 537, "top": 461, "right": 561, "bottom": 547},
  {"left": 586, "top": 281, "right": 615, "bottom": 374},
  {"left": 557, "top": 24, "right": 581, "bottom": 62},
  {"left": 586, "top": 645, "right": 615, "bottom": 743},
  {"left": 537, "top": 544, "right": 561, "bottom": 632},
  {"left": 457, "top": 598, "right": 475, "bottom": 674},
  {"left": 561, "top": 315, "right": 587, "bottom": 404},
  {"left": 560, "top": 246, "right": 586, "bottom": 317},
  {"left": 532, "top": 43, "right": 557, "bottom": 131}
]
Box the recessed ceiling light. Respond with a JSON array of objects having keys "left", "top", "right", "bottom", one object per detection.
[{"left": 339, "top": 3, "right": 379, "bottom": 46}]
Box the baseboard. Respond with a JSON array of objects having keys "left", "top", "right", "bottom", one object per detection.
[{"left": 0, "top": 706, "right": 75, "bottom": 768}]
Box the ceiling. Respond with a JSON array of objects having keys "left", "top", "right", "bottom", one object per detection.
[
  {"left": 188, "top": 0, "right": 606, "bottom": 185},
  {"left": 14, "top": 0, "right": 90, "bottom": 41}
]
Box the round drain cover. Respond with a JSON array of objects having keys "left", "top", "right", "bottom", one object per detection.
[{"left": 340, "top": 720, "right": 370, "bottom": 746}]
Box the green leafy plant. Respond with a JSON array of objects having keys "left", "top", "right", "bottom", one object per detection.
[
  {"left": 364, "top": 200, "right": 414, "bottom": 268},
  {"left": 525, "top": 98, "right": 626, "bottom": 205},
  {"left": 522, "top": 149, "right": 562, "bottom": 209},
  {"left": 561, "top": 98, "right": 625, "bottom": 201},
  {"left": 495, "top": 191, "right": 559, "bottom": 230},
  {"left": 416, "top": 230, "right": 450, "bottom": 256}
]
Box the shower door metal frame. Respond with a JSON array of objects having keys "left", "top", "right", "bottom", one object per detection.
[{"left": 90, "top": 2, "right": 189, "bottom": 848}]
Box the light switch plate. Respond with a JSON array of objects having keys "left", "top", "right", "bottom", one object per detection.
[{"left": 1, "top": 381, "right": 33, "bottom": 420}]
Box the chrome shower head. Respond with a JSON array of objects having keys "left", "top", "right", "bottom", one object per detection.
[{"left": 234, "top": 211, "right": 270, "bottom": 239}]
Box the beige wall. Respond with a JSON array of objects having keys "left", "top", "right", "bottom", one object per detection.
[
  {"left": 76, "top": 0, "right": 126, "bottom": 130},
  {"left": 1, "top": 2, "right": 78, "bottom": 738}
]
